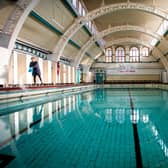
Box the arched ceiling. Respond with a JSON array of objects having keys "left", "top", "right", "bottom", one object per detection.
[
  {"left": 83, "top": 0, "right": 168, "bottom": 11},
  {"left": 47, "top": 0, "right": 168, "bottom": 67},
  {"left": 73, "top": 25, "right": 164, "bottom": 66},
  {"left": 1, "top": 0, "right": 168, "bottom": 71}
]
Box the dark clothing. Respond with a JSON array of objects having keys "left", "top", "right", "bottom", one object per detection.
[
  {"left": 29, "top": 61, "right": 42, "bottom": 84},
  {"left": 29, "top": 61, "right": 41, "bottom": 76},
  {"left": 33, "top": 74, "right": 42, "bottom": 84}
]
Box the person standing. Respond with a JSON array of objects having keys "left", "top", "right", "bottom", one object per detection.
[{"left": 29, "top": 57, "right": 43, "bottom": 84}]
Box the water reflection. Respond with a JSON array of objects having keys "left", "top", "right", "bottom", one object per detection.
[
  {"left": 0, "top": 94, "right": 78, "bottom": 148},
  {"left": 90, "top": 88, "right": 168, "bottom": 161},
  {"left": 0, "top": 88, "right": 168, "bottom": 166},
  {"left": 115, "top": 109, "right": 125, "bottom": 124},
  {"left": 147, "top": 120, "right": 168, "bottom": 158},
  {"left": 105, "top": 109, "right": 112, "bottom": 123},
  {"left": 130, "top": 109, "right": 139, "bottom": 124}
]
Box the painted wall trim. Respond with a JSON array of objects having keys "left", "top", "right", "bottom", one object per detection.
[
  {"left": 29, "top": 11, "right": 94, "bottom": 58},
  {"left": 30, "top": 11, "right": 63, "bottom": 35}
]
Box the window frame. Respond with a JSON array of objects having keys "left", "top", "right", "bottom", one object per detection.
[
  {"left": 115, "top": 46, "right": 125, "bottom": 63},
  {"left": 129, "top": 46, "right": 140, "bottom": 62},
  {"left": 141, "top": 47, "right": 149, "bottom": 57},
  {"left": 105, "top": 48, "right": 113, "bottom": 62}
]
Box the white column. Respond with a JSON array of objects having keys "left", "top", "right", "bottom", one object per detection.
[
  {"left": 112, "top": 46, "right": 115, "bottom": 62},
  {"left": 48, "top": 60, "right": 52, "bottom": 83},
  {"left": 68, "top": 66, "right": 71, "bottom": 83},
  {"left": 26, "top": 54, "right": 32, "bottom": 84},
  {"left": 13, "top": 51, "right": 18, "bottom": 84},
  {"left": 139, "top": 45, "right": 143, "bottom": 57},
  {"left": 56, "top": 64, "right": 58, "bottom": 84},
  {"left": 72, "top": 67, "right": 75, "bottom": 83},
  {"left": 125, "top": 46, "right": 130, "bottom": 62},
  {"left": 59, "top": 68, "right": 61, "bottom": 83},
  {"left": 58, "top": 69, "right": 61, "bottom": 83},
  {"left": 0, "top": 47, "right": 10, "bottom": 85},
  {"left": 63, "top": 64, "right": 66, "bottom": 83},
  {"left": 38, "top": 58, "right": 43, "bottom": 81}
]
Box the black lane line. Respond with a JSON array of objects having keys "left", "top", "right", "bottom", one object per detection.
[
  {"left": 0, "top": 154, "right": 15, "bottom": 168},
  {"left": 128, "top": 89, "right": 143, "bottom": 168}
]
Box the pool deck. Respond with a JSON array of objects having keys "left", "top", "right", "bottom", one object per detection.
[
  {"left": 0, "top": 84, "right": 99, "bottom": 116},
  {"left": 1, "top": 83, "right": 168, "bottom": 101},
  {"left": 1, "top": 83, "right": 168, "bottom": 116},
  {"left": 0, "top": 84, "right": 97, "bottom": 102}
]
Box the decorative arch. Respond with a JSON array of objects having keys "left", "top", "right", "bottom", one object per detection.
[
  {"left": 74, "top": 25, "right": 163, "bottom": 66},
  {"left": 0, "top": 0, "right": 40, "bottom": 85},
  {"left": 87, "top": 38, "right": 167, "bottom": 71},
  {"left": 105, "top": 38, "right": 152, "bottom": 48},
  {"left": 0, "top": 0, "right": 40, "bottom": 53},
  {"left": 49, "top": 2, "right": 168, "bottom": 62}
]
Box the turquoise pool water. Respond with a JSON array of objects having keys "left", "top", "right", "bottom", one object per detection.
[{"left": 0, "top": 88, "right": 168, "bottom": 168}]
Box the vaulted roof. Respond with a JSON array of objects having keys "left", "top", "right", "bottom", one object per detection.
[{"left": 1, "top": 0, "right": 168, "bottom": 71}]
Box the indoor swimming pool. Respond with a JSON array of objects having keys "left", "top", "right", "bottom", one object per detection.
[{"left": 0, "top": 88, "right": 168, "bottom": 168}]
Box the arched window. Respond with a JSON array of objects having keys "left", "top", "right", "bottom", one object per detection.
[
  {"left": 105, "top": 48, "right": 112, "bottom": 62},
  {"left": 142, "top": 47, "right": 149, "bottom": 57},
  {"left": 116, "top": 47, "right": 125, "bottom": 62},
  {"left": 130, "top": 47, "right": 139, "bottom": 62}
]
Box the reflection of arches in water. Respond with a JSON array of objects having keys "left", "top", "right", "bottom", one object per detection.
[
  {"left": 95, "top": 89, "right": 105, "bottom": 101},
  {"left": 31, "top": 104, "right": 44, "bottom": 130},
  {"left": 115, "top": 108, "right": 125, "bottom": 124},
  {"left": 142, "top": 114, "right": 149, "bottom": 123},
  {"left": 130, "top": 109, "right": 139, "bottom": 124},
  {"left": 95, "top": 108, "right": 151, "bottom": 124},
  {"left": 56, "top": 100, "right": 62, "bottom": 120},
  {"left": 143, "top": 120, "right": 168, "bottom": 158},
  {"left": 68, "top": 96, "right": 72, "bottom": 113},
  {"left": 48, "top": 102, "right": 53, "bottom": 122},
  {"left": 104, "top": 109, "right": 112, "bottom": 123},
  {"left": 55, "top": 100, "right": 63, "bottom": 128},
  {"left": 0, "top": 118, "right": 11, "bottom": 143},
  {"left": 75, "top": 94, "right": 86, "bottom": 122},
  {"left": 162, "top": 91, "right": 168, "bottom": 101}
]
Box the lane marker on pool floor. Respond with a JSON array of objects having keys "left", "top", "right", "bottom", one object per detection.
[{"left": 128, "top": 88, "right": 143, "bottom": 168}]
